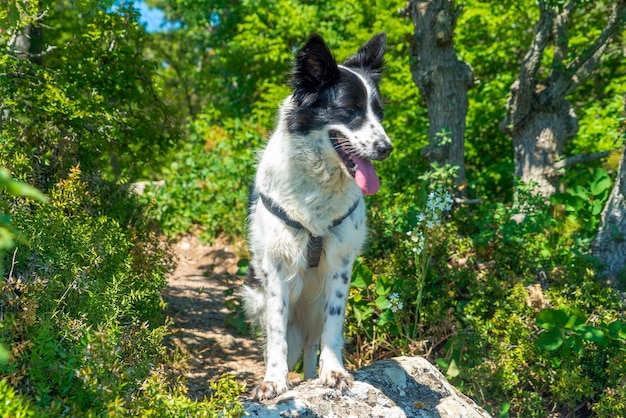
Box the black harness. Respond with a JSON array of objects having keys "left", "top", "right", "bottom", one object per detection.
[{"left": 258, "top": 193, "right": 360, "bottom": 268}]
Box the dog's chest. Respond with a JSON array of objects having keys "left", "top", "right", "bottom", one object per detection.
[{"left": 258, "top": 193, "right": 361, "bottom": 268}]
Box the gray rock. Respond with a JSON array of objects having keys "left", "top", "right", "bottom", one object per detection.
[{"left": 243, "top": 356, "right": 492, "bottom": 417}]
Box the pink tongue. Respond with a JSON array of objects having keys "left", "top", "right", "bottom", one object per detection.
[{"left": 353, "top": 155, "right": 380, "bottom": 195}]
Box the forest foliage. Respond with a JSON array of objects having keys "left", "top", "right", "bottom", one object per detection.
[{"left": 1, "top": 0, "right": 626, "bottom": 416}]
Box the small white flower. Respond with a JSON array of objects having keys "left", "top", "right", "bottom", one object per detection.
[{"left": 387, "top": 293, "right": 404, "bottom": 313}]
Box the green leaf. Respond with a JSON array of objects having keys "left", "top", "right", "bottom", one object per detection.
[
  {"left": 375, "top": 295, "right": 388, "bottom": 310},
  {"left": 536, "top": 308, "right": 568, "bottom": 330},
  {"left": 0, "top": 344, "right": 9, "bottom": 364},
  {"left": 435, "top": 357, "right": 449, "bottom": 371},
  {"left": 4, "top": 179, "right": 49, "bottom": 203},
  {"left": 375, "top": 277, "right": 390, "bottom": 296},
  {"left": 607, "top": 320, "right": 623, "bottom": 337},
  {"left": 236, "top": 258, "right": 249, "bottom": 275},
  {"left": 536, "top": 309, "right": 555, "bottom": 329},
  {"left": 352, "top": 260, "right": 373, "bottom": 288},
  {"left": 565, "top": 313, "right": 585, "bottom": 330},
  {"left": 535, "top": 327, "right": 564, "bottom": 351},
  {"left": 378, "top": 310, "right": 393, "bottom": 327},
  {"left": 559, "top": 193, "right": 585, "bottom": 211},
  {"left": 0, "top": 168, "right": 9, "bottom": 182},
  {"left": 353, "top": 306, "right": 363, "bottom": 325},
  {"left": 354, "top": 307, "right": 374, "bottom": 326},
  {"left": 446, "top": 358, "right": 460, "bottom": 378},
  {"left": 570, "top": 185, "right": 589, "bottom": 200},
  {"left": 577, "top": 326, "right": 605, "bottom": 343},
  {"left": 352, "top": 274, "right": 368, "bottom": 289},
  {"left": 591, "top": 200, "right": 603, "bottom": 216},
  {"left": 498, "top": 402, "right": 511, "bottom": 418},
  {"left": 566, "top": 335, "right": 584, "bottom": 355},
  {"left": 8, "top": 2, "right": 20, "bottom": 27},
  {"left": 75, "top": 0, "right": 98, "bottom": 13},
  {"left": 590, "top": 169, "right": 611, "bottom": 196}
]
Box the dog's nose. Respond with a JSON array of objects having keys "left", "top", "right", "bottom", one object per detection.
[{"left": 374, "top": 140, "right": 393, "bottom": 160}]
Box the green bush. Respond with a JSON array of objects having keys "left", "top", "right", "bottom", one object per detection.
[
  {"left": 0, "top": 378, "right": 40, "bottom": 418},
  {"left": 141, "top": 116, "right": 264, "bottom": 241},
  {"left": 0, "top": 2, "right": 180, "bottom": 188},
  {"left": 0, "top": 167, "right": 245, "bottom": 416},
  {"left": 348, "top": 178, "right": 626, "bottom": 417}
]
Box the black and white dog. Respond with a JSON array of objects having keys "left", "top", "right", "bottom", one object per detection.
[{"left": 243, "top": 33, "right": 392, "bottom": 401}]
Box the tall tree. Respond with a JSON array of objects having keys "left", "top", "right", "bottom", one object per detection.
[
  {"left": 403, "top": 0, "right": 474, "bottom": 196},
  {"left": 502, "top": 0, "right": 626, "bottom": 198},
  {"left": 592, "top": 95, "right": 626, "bottom": 289}
]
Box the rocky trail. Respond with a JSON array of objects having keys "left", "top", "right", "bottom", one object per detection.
[
  {"left": 164, "top": 235, "right": 264, "bottom": 400},
  {"left": 162, "top": 235, "right": 492, "bottom": 417}
]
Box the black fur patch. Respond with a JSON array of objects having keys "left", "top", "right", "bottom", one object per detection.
[
  {"left": 329, "top": 305, "right": 342, "bottom": 316},
  {"left": 286, "top": 33, "right": 386, "bottom": 136},
  {"left": 246, "top": 265, "right": 260, "bottom": 288}
]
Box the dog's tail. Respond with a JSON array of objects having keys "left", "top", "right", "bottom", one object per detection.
[{"left": 241, "top": 265, "right": 266, "bottom": 329}]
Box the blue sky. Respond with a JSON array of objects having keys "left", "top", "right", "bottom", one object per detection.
[{"left": 133, "top": 1, "right": 170, "bottom": 32}]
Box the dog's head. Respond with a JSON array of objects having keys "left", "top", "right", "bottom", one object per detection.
[{"left": 286, "top": 33, "right": 392, "bottom": 195}]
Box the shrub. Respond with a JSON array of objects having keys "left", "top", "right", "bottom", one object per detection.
[
  {"left": 141, "top": 116, "right": 265, "bottom": 242},
  {"left": 347, "top": 178, "right": 626, "bottom": 417},
  {"left": 0, "top": 167, "right": 245, "bottom": 415}
]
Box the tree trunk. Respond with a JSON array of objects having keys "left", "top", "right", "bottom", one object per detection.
[
  {"left": 503, "top": 0, "right": 626, "bottom": 199},
  {"left": 508, "top": 93, "right": 578, "bottom": 197},
  {"left": 404, "top": 0, "right": 473, "bottom": 197},
  {"left": 592, "top": 96, "right": 626, "bottom": 289},
  {"left": 12, "top": 20, "right": 44, "bottom": 64}
]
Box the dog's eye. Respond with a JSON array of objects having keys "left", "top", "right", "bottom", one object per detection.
[{"left": 338, "top": 107, "right": 357, "bottom": 119}]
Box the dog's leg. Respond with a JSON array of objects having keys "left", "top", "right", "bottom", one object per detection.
[
  {"left": 252, "top": 261, "right": 291, "bottom": 401},
  {"left": 317, "top": 261, "right": 354, "bottom": 390},
  {"left": 303, "top": 338, "right": 319, "bottom": 379},
  {"left": 287, "top": 322, "right": 304, "bottom": 371},
  {"left": 294, "top": 287, "right": 323, "bottom": 380}
]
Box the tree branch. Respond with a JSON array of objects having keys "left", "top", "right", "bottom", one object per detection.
[
  {"left": 550, "top": 1, "right": 576, "bottom": 77},
  {"left": 508, "top": 2, "right": 554, "bottom": 128},
  {"left": 550, "top": 0, "right": 626, "bottom": 100},
  {"left": 551, "top": 150, "right": 613, "bottom": 172}
]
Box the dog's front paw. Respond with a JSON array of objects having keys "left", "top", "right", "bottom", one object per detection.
[
  {"left": 319, "top": 369, "right": 354, "bottom": 390},
  {"left": 252, "top": 380, "right": 290, "bottom": 401}
]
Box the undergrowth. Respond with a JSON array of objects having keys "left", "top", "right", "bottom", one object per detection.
[
  {"left": 140, "top": 116, "right": 265, "bottom": 243},
  {"left": 0, "top": 167, "right": 245, "bottom": 417},
  {"left": 345, "top": 178, "right": 626, "bottom": 417}
]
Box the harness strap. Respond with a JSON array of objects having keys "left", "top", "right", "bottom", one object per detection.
[{"left": 259, "top": 193, "right": 360, "bottom": 268}]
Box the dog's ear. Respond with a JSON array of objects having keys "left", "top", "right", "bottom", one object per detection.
[
  {"left": 292, "top": 34, "right": 340, "bottom": 106},
  {"left": 343, "top": 32, "right": 386, "bottom": 83}
]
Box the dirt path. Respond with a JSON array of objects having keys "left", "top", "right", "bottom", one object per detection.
[{"left": 164, "top": 235, "right": 264, "bottom": 400}]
